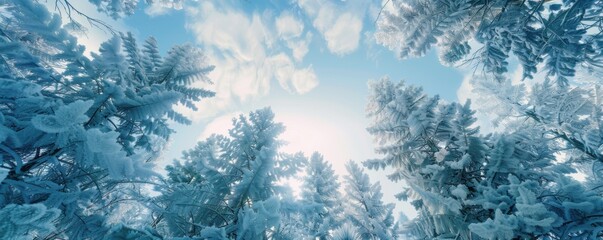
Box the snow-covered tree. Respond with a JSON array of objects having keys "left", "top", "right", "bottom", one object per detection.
[
  {"left": 365, "top": 78, "right": 484, "bottom": 238},
  {"left": 375, "top": 0, "right": 603, "bottom": 86},
  {"left": 376, "top": 1, "right": 603, "bottom": 166},
  {"left": 343, "top": 161, "right": 395, "bottom": 240},
  {"left": 466, "top": 65, "right": 603, "bottom": 239},
  {"left": 366, "top": 77, "right": 603, "bottom": 239},
  {"left": 156, "top": 108, "right": 307, "bottom": 239},
  {"left": 374, "top": 0, "right": 603, "bottom": 238},
  {"left": 300, "top": 152, "right": 344, "bottom": 239},
  {"left": 0, "top": 0, "right": 213, "bottom": 238}
]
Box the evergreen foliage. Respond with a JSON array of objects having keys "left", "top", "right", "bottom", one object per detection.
[
  {"left": 7, "top": 0, "right": 602, "bottom": 239},
  {"left": 374, "top": 1, "right": 603, "bottom": 238},
  {"left": 343, "top": 161, "right": 395, "bottom": 240},
  {"left": 366, "top": 77, "right": 603, "bottom": 239},
  {"left": 157, "top": 110, "right": 397, "bottom": 239},
  {"left": 157, "top": 108, "right": 306, "bottom": 239},
  {"left": 300, "top": 152, "right": 344, "bottom": 240},
  {"left": 375, "top": 0, "right": 603, "bottom": 86},
  {"left": 0, "top": 0, "right": 213, "bottom": 238}
]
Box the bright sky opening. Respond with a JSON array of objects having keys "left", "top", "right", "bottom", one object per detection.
[{"left": 67, "top": 0, "right": 465, "bottom": 219}]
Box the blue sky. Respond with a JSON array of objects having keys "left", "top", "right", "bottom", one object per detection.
[{"left": 62, "top": 0, "right": 465, "bottom": 219}]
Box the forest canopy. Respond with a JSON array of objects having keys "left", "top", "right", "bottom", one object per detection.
[{"left": 1, "top": 0, "right": 603, "bottom": 239}]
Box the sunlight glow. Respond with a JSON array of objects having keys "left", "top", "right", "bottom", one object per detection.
[{"left": 196, "top": 110, "right": 358, "bottom": 198}]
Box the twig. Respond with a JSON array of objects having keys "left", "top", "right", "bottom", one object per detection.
[{"left": 374, "top": 0, "right": 392, "bottom": 26}]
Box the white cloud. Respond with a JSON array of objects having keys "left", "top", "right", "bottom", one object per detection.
[
  {"left": 271, "top": 54, "right": 296, "bottom": 91},
  {"left": 276, "top": 12, "right": 312, "bottom": 62},
  {"left": 144, "top": 1, "right": 185, "bottom": 17},
  {"left": 297, "top": 0, "right": 378, "bottom": 55},
  {"left": 187, "top": 3, "right": 268, "bottom": 63},
  {"left": 144, "top": 4, "right": 173, "bottom": 16},
  {"left": 323, "top": 13, "right": 363, "bottom": 55},
  {"left": 182, "top": 2, "right": 319, "bottom": 121},
  {"left": 270, "top": 54, "right": 318, "bottom": 94},
  {"left": 276, "top": 12, "right": 304, "bottom": 39},
  {"left": 287, "top": 32, "right": 312, "bottom": 62},
  {"left": 291, "top": 66, "right": 319, "bottom": 94}
]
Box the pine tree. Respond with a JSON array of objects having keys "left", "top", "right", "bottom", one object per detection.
[
  {"left": 300, "top": 152, "right": 344, "bottom": 239},
  {"left": 157, "top": 108, "right": 307, "bottom": 239},
  {"left": 366, "top": 77, "right": 603, "bottom": 239},
  {"left": 374, "top": 0, "right": 603, "bottom": 237},
  {"left": 375, "top": 0, "right": 603, "bottom": 86},
  {"left": 0, "top": 0, "right": 214, "bottom": 238},
  {"left": 343, "top": 161, "right": 395, "bottom": 240}
]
